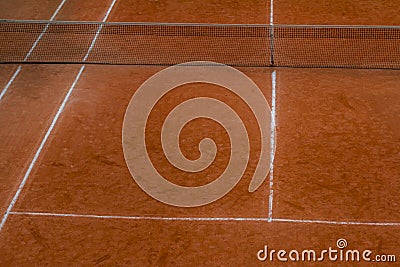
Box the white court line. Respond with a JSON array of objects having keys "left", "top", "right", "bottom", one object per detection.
[
  {"left": 269, "top": 0, "right": 274, "bottom": 25},
  {"left": 83, "top": 25, "right": 104, "bottom": 62},
  {"left": 272, "top": 218, "right": 400, "bottom": 226},
  {"left": 269, "top": 0, "right": 274, "bottom": 66},
  {"left": 0, "top": 66, "right": 22, "bottom": 100},
  {"left": 0, "top": 0, "right": 68, "bottom": 101},
  {"left": 8, "top": 211, "right": 400, "bottom": 226},
  {"left": 24, "top": 0, "right": 67, "bottom": 61},
  {"left": 0, "top": 0, "right": 118, "bottom": 232},
  {"left": 83, "top": 0, "right": 117, "bottom": 62},
  {"left": 9, "top": 212, "right": 263, "bottom": 221},
  {"left": 268, "top": 70, "right": 276, "bottom": 222}
]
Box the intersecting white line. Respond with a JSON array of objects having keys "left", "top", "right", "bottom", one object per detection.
[
  {"left": 0, "top": 65, "right": 85, "bottom": 232},
  {"left": 0, "top": 0, "right": 118, "bottom": 232},
  {"left": 3, "top": 0, "right": 397, "bottom": 232},
  {"left": 0, "top": 0, "right": 68, "bottom": 101},
  {"left": 8, "top": 211, "right": 400, "bottom": 226}
]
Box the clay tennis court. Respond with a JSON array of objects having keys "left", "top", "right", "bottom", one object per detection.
[{"left": 0, "top": 0, "right": 400, "bottom": 265}]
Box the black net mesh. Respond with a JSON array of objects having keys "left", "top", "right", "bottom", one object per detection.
[{"left": 1, "top": 20, "right": 400, "bottom": 69}]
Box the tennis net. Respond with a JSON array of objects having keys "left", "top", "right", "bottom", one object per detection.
[{"left": 1, "top": 20, "right": 400, "bottom": 69}]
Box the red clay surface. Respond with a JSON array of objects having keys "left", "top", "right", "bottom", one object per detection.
[
  {"left": 1, "top": 0, "right": 400, "bottom": 266},
  {"left": 13, "top": 65, "right": 272, "bottom": 218},
  {"left": 109, "top": 0, "right": 269, "bottom": 24},
  {"left": 0, "top": 0, "right": 62, "bottom": 20},
  {"left": 274, "top": 0, "right": 400, "bottom": 25},
  {"left": 0, "top": 65, "right": 18, "bottom": 90},
  {"left": 1, "top": 216, "right": 400, "bottom": 266},
  {"left": 0, "top": 0, "right": 118, "bottom": 219},
  {"left": 55, "top": 0, "right": 116, "bottom": 21},
  {"left": 273, "top": 68, "right": 400, "bottom": 221},
  {"left": 0, "top": 65, "right": 81, "bottom": 216}
]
